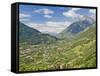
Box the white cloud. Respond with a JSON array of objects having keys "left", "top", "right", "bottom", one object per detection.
[
  {"left": 19, "top": 13, "right": 30, "bottom": 19},
  {"left": 19, "top": 13, "right": 31, "bottom": 22},
  {"left": 44, "top": 15, "right": 52, "bottom": 18},
  {"left": 62, "top": 8, "right": 84, "bottom": 21},
  {"left": 63, "top": 9, "right": 84, "bottom": 20},
  {"left": 89, "top": 9, "right": 96, "bottom": 14},
  {"left": 63, "top": 10, "right": 76, "bottom": 18},
  {"left": 33, "top": 8, "right": 54, "bottom": 15},
  {"left": 71, "top": 8, "right": 81, "bottom": 11},
  {"left": 26, "top": 21, "right": 71, "bottom": 34},
  {"left": 63, "top": 8, "right": 96, "bottom": 21},
  {"left": 33, "top": 8, "right": 54, "bottom": 19},
  {"left": 89, "top": 9, "right": 96, "bottom": 21}
]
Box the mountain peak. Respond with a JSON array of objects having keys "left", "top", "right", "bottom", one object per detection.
[{"left": 59, "top": 17, "right": 94, "bottom": 38}]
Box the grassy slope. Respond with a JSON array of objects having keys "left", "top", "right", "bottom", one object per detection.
[{"left": 19, "top": 24, "right": 96, "bottom": 71}]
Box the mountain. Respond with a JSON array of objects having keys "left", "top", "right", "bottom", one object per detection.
[
  {"left": 19, "top": 22, "right": 57, "bottom": 45},
  {"left": 66, "top": 23, "right": 96, "bottom": 68},
  {"left": 19, "top": 23, "right": 96, "bottom": 71},
  {"left": 59, "top": 17, "right": 94, "bottom": 39},
  {"left": 76, "top": 23, "right": 96, "bottom": 40}
]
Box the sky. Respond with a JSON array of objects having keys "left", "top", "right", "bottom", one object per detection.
[{"left": 19, "top": 4, "right": 96, "bottom": 34}]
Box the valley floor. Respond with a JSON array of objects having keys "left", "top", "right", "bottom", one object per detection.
[{"left": 19, "top": 37, "right": 96, "bottom": 71}]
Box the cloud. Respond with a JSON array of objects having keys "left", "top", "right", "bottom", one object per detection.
[
  {"left": 71, "top": 8, "right": 81, "bottom": 11},
  {"left": 19, "top": 13, "right": 30, "bottom": 19},
  {"left": 33, "top": 8, "right": 54, "bottom": 15},
  {"left": 44, "top": 15, "right": 52, "bottom": 18},
  {"left": 19, "top": 13, "right": 31, "bottom": 22},
  {"left": 33, "top": 8, "right": 54, "bottom": 19},
  {"left": 26, "top": 21, "right": 71, "bottom": 34},
  {"left": 89, "top": 9, "right": 96, "bottom": 20},
  {"left": 63, "top": 10, "right": 84, "bottom": 19},
  {"left": 62, "top": 8, "right": 84, "bottom": 20},
  {"left": 89, "top": 9, "right": 96, "bottom": 14}
]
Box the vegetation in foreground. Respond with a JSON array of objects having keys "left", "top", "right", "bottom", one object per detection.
[{"left": 19, "top": 23, "right": 96, "bottom": 71}]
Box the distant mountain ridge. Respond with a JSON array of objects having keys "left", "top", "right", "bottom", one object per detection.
[
  {"left": 19, "top": 22, "right": 57, "bottom": 45},
  {"left": 59, "top": 17, "right": 94, "bottom": 39}
]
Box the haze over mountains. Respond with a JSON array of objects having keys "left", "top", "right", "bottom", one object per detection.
[
  {"left": 19, "top": 16, "right": 95, "bottom": 41},
  {"left": 19, "top": 22, "right": 57, "bottom": 45}
]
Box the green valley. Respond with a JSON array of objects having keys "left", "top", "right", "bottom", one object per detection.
[{"left": 19, "top": 22, "right": 96, "bottom": 71}]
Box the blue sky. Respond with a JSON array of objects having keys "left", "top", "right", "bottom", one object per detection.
[{"left": 19, "top": 4, "right": 96, "bottom": 34}]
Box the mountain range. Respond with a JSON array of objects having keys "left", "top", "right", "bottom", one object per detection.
[
  {"left": 19, "top": 22, "right": 57, "bottom": 45},
  {"left": 19, "top": 17, "right": 95, "bottom": 45},
  {"left": 59, "top": 17, "right": 94, "bottom": 39}
]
